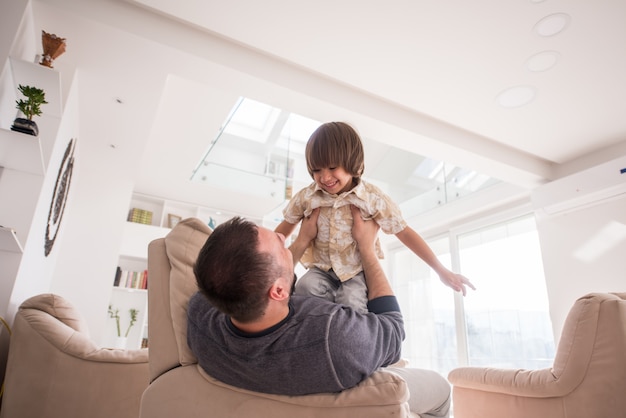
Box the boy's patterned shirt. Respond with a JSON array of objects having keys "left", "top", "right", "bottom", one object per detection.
[{"left": 283, "top": 179, "right": 407, "bottom": 281}]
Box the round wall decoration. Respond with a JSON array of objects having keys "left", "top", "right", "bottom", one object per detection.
[{"left": 45, "top": 138, "right": 76, "bottom": 256}]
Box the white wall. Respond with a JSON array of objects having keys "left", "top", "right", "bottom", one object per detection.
[{"left": 535, "top": 195, "right": 626, "bottom": 339}]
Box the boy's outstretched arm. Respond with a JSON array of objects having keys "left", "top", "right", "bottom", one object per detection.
[{"left": 395, "top": 226, "right": 476, "bottom": 296}]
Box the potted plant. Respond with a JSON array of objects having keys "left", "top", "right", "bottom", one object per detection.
[
  {"left": 11, "top": 84, "right": 48, "bottom": 136},
  {"left": 108, "top": 305, "right": 140, "bottom": 348}
]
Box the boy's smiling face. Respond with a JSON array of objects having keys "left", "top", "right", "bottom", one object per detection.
[{"left": 312, "top": 166, "right": 354, "bottom": 195}]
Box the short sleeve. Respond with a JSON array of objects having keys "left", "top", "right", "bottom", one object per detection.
[
  {"left": 368, "top": 189, "right": 407, "bottom": 235},
  {"left": 282, "top": 188, "right": 308, "bottom": 224}
]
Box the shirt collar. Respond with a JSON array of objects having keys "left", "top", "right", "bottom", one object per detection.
[{"left": 226, "top": 303, "right": 294, "bottom": 338}]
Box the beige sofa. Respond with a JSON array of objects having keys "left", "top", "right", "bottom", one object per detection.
[
  {"left": 0, "top": 293, "right": 149, "bottom": 418},
  {"left": 448, "top": 292, "right": 626, "bottom": 418},
  {"left": 139, "top": 217, "right": 417, "bottom": 418}
]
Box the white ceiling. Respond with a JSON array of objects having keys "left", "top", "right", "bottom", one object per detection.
[{"left": 31, "top": 0, "right": 626, "bottom": 220}]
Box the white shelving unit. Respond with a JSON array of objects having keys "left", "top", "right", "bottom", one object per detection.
[
  {"left": 0, "top": 226, "right": 23, "bottom": 253},
  {"left": 108, "top": 220, "right": 166, "bottom": 349},
  {"left": 9, "top": 57, "right": 63, "bottom": 118},
  {"left": 127, "top": 193, "right": 225, "bottom": 229},
  {"left": 0, "top": 128, "right": 45, "bottom": 175},
  {"left": 0, "top": 55, "right": 60, "bottom": 319},
  {"left": 108, "top": 192, "right": 269, "bottom": 349}
]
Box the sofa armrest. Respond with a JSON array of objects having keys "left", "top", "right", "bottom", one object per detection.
[
  {"left": 20, "top": 293, "right": 90, "bottom": 334},
  {"left": 448, "top": 366, "right": 577, "bottom": 398}
]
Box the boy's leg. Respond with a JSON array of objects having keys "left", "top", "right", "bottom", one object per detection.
[
  {"left": 294, "top": 267, "right": 340, "bottom": 303},
  {"left": 335, "top": 271, "right": 368, "bottom": 313}
]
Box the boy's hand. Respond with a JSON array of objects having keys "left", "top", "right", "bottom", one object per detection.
[{"left": 438, "top": 270, "right": 475, "bottom": 296}]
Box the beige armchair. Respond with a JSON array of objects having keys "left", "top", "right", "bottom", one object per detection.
[
  {"left": 140, "top": 217, "right": 416, "bottom": 418},
  {"left": 0, "top": 293, "right": 149, "bottom": 418},
  {"left": 448, "top": 292, "right": 626, "bottom": 418}
]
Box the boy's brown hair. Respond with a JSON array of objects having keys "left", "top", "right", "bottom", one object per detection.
[{"left": 305, "top": 121, "right": 365, "bottom": 180}]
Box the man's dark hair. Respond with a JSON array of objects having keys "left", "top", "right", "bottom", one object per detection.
[{"left": 194, "top": 217, "right": 278, "bottom": 322}]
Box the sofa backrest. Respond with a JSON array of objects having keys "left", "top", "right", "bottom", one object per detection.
[{"left": 147, "top": 217, "right": 212, "bottom": 382}]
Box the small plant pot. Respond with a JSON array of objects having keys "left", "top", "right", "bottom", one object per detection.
[
  {"left": 114, "top": 336, "right": 128, "bottom": 349},
  {"left": 11, "top": 117, "right": 39, "bottom": 136}
]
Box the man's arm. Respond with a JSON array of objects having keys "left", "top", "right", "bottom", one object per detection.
[
  {"left": 329, "top": 207, "right": 404, "bottom": 385},
  {"left": 351, "top": 205, "right": 394, "bottom": 300}
]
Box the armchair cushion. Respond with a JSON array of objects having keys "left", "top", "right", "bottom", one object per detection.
[{"left": 200, "top": 365, "right": 409, "bottom": 408}]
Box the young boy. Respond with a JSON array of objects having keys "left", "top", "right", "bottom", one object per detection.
[{"left": 275, "top": 121, "right": 474, "bottom": 312}]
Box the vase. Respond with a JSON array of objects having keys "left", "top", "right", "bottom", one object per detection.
[
  {"left": 10, "top": 117, "right": 38, "bottom": 136},
  {"left": 40, "top": 30, "right": 66, "bottom": 68},
  {"left": 114, "top": 336, "right": 128, "bottom": 349}
]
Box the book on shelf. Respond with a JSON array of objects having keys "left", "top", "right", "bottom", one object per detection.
[
  {"left": 113, "top": 266, "right": 122, "bottom": 286},
  {"left": 113, "top": 268, "right": 148, "bottom": 290},
  {"left": 127, "top": 208, "right": 153, "bottom": 225}
]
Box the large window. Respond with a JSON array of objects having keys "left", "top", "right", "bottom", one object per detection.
[
  {"left": 390, "top": 236, "right": 458, "bottom": 375},
  {"left": 389, "top": 214, "right": 555, "bottom": 376},
  {"left": 458, "top": 215, "right": 555, "bottom": 369}
]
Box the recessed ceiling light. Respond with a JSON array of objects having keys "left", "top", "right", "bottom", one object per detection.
[
  {"left": 496, "top": 86, "right": 536, "bottom": 108},
  {"left": 534, "top": 13, "right": 571, "bottom": 37},
  {"left": 526, "top": 50, "right": 560, "bottom": 72}
]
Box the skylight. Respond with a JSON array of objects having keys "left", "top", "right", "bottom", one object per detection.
[{"left": 191, "top": 97, "right": 500, "bottom": 219}]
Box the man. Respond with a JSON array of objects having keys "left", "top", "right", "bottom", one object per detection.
[{"left": 188, "top": 206, "right": 451, "bottom": 417}]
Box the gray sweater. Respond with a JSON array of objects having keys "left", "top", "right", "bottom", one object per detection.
[{"left": 187, "top": 293, "right": 404, "bottom": 395}]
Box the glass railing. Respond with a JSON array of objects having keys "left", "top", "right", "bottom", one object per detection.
[{"left": 191, "top": 97, "right": 500, "bottom": 222}]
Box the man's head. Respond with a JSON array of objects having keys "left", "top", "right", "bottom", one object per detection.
[
  {"left": 305, "top": 121, "right": 365, "bottom": 181},
  {"left": 194, "top": 217, "right": 294, "bottom": 323}
]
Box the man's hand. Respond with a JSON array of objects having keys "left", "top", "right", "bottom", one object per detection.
[
  {"left": 298, "top": 208, "right": 319, "bottom": 243},
  {"left": 351, "top": 205, "right": 379, "bottom": 252}
]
